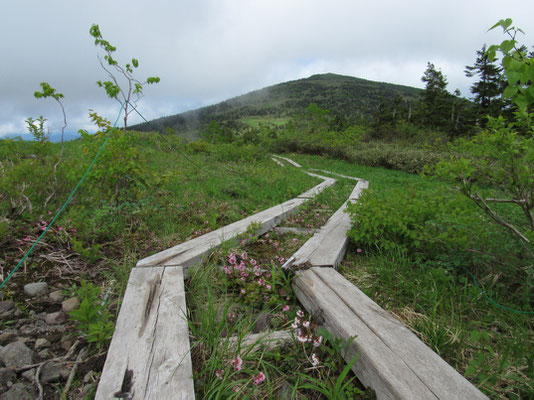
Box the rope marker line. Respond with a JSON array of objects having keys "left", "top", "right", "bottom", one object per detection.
[{"left": 0, "top": 102, "right": 126, "bottom": 291}]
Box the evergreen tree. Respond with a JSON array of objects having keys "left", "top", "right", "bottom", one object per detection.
[
  {"left": 465, "top": 44, "right": 504, "bottom": 121},
  {"left": 420, "top": 62, "right": 450, "bottom": 127}
]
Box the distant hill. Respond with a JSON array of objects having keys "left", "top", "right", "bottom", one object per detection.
[{"left": 132, "top": 73, "right": 422, "bottom": 136}]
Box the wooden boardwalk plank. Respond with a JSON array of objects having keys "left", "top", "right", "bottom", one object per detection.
[
  {"left": 271, "top": 157, "right": 285, "bottom": 166},
  {"left": 296, "top": 177, "right": 336, "bottom": 198},
  {"left": 96, "top": 266, "right": 194, "bottom": 400},
  {"left": 137, "top": 178, "right": 335, "bottom": 270},
  {"left": 293, "top": 267, "right": 488, "bottom": 400},
  {"left": 291, "top": 179, "right": 368, "bottom": 268},
  {"left": 272, "top": 154, "right": 302, "bottom": 167}
]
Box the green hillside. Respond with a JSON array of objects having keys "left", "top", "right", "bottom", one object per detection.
[{"left": 133, "top": 73, "right": 422, "bottom": 135}]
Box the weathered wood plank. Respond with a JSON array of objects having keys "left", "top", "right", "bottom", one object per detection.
[
  {"left": 349, "top": 180, "right": 369, "bottom": 200},
  {"left": 293, "top": 267, "right": 488, "bottom": 400},
  {"left": 137, "top": 177, "right": 336, "bottom": 270},
  {"left": 96, "top": 266, "right": 194, "bottom": 400},
  {"left": 272, "top": 154, "right": 302, "bottom": 167},
  {"left": 291, "top": 179, "right": 368, "bottom": 268},
  {"left": 271, "top": 157, "right": 285, "bottom": 166},
  {"left": 226, "top": 330, "right": 293, "bottom": 353},
  {"left": 297, "top": 173, "right": 337, "bottom": 199}
]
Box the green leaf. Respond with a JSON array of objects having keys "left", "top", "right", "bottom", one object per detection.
[
  {"left": 470, "top": 330, "right": 481, "bottom": 342},
  {"left": 502, "top": 85, "right": 518, "bottom": 99},
  {"left": 500, "top": 39, "right": 515, "bottom": 54},
  {"left": 132, "top": 58, "right": 139, "bottom": 68},
  {"left": 514, "top": 94, "right": 529, "bottom": 110}
]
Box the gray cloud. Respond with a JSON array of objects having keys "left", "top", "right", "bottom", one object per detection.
[{"left": 2, "top": 0, "right": 533, "bottom": 137}]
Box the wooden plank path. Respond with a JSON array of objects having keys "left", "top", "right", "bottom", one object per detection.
[
  {"left": 95, "top": 266, "right": 194, "bottom": 399},
  {"left": 290, "top": 179, "right": 369, "bottom": 268},
  {"left": 271, "top": 154, "right": 302, "bottom": 168},
  {"left": 97, "top": 157, "right": 486, "bottom": 399},
  {"left": 97, "top": 169, "right": 335, "bottom": 398},
  {"left": 293, "top": 267, "right": 488, "bottom": 400},
  {"left": 136, "top": 174, "right": 335, "bottom": 273}
]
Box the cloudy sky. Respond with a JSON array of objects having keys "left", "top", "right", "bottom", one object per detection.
[{"left": 1, "top": 0, "right": 533, "bottom": 138}]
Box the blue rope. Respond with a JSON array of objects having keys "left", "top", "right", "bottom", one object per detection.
[{"left": 0, "top": 103, "right": 125, "bottom": 291}]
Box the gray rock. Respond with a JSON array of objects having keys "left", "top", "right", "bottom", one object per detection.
[
  {"left": 44, "top": 311, "right": 66, "bottom": 325},
  {"left": 0, "top": 367, "right": 16, "bottom": 384},
  {"left": 21, "top": 368, "right": 35, "bottom": 382},
  {"left": 61, "top": 297, "right": 80, "bottom": 313},
  {"left": 37, "top": 349, "right": 51, "bottom": 359},
  {"left": 0, "top": 382, "right": 34, "bottom": 400},
  {"left": 49, "top": 290, "right": 63, "bottom": 302},
  {"left": 39, "top": 362, "right": 70, "bottom": 382},
  {"left": 0, "top": 332, "right": 17, "bottom": 346},
  {"left": 0, "top": 301, "right": 14, "bottom": 314},
  {"left": 23, "top": 282, "right": 48, "bottom": 297},
  {"left": 0, "top": 342, "right": 33, "bottom": 368},
  {"left": 253, "top": 312, "right": 272, "bottom": 333},
  {"left": 60, "top": 338, "right": 73, "bottom": 352},
  {"left": 34, "top": 338, "right": 50, "bottom": 350}
]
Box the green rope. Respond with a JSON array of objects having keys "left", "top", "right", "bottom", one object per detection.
[
  {"left": 461, "top": 266, "right": 534, "bottom": 315},
  {"left": 0, "top": 102, "right": 125, "bottom": 291}
]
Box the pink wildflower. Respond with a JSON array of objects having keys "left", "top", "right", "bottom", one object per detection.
[
  {"left": 223, "top": 266, "right": 231, "bottom": 275},
  {"left": 296, "top": 310, "right": 304, "bottom": 318},
  {"left": 240, "top": 288, "right": 246, "bottom": 294},
  {"left": 265, "top": 233, "right": 270, "bottom": 238},
  {"left": 303, "top": 320, "right": 310, "bottom": 328},
  {"left": 292, "top": 238, "right": 298, "bottom": 242},
  {"left": 241, "top": 276, "right": 246, "bottom": 282},
  {"left": 58, "top": 226, "right": 63, "bottom": 231},
  {"left": 313, "top": 336, "right": 323, "bottom": 347},
  {"left": 47, "top": 211, "right": 52, "bottom": 215},
  {"left": 253, "top": 371, "right": 266, "bottom": 385},
  {"left": 311, "top": 353, "right": 320, "bottom": 366},
  {"left": 266, "top": 284, "right": 271, "bottom": 290},
  {"left": 241, "top": 251, "right": 247, "bottom": 260},
  {"left": 228, "top": 253, "right": 237, "bottom": 265},
  {"left": 71, "top": 228, "right": 77, "bottom": 233},
  {"left": 257, "top": 278, "right": 265, "bottom": 286},
  {"left": 231, "top": 356, "right": 243, "bottom": 371},
  {"left": 250, "top": 259, "right": 257, "bottom": 266},
  {"left": 215, "top": 369, "right": 224, "bottom": 380},
  {"left": 233, "top": 386, "right": 240, "bottom": 392},
  {"left": 297, "top": 333, "right": 308, "bottom": 343},
  {"left": 282, "top": 305, "right": 290, "bottom": 312},
  {"left": 357, "top": 248, "right": 362, "bottom": 253}
]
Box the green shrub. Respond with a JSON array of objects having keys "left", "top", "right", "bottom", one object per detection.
[
  {"left": 188, "top": 140, "right": 212, "bottom": 154},
  {"left": 347, "top": 187, "right": 481, "bottom": 258}
]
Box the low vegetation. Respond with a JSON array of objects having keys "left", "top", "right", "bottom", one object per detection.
[{"left": 1, "top": 17, "right": 533, "bottom": 399}]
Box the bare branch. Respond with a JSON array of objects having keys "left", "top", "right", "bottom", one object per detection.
[{"left": 473, "top": 193, "right": 530, "bottom": 243}]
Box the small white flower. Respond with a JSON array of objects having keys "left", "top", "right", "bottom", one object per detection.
[{"left": 311, "top": 353, "right": 320, "bottom": 366}]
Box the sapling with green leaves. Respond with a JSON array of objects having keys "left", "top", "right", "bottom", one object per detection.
[
  {"left": 89, "top": 24, "right": 160, "bottom": 130},
  {"left": 431, "top": 19, "right": 534, "bottom": 246},
  {"left": 33, "top": 82, "right": 67, "bottom": 169}
]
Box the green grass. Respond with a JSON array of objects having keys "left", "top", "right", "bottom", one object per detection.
[{"left": 290, "top": 153, "right": 534, "bottom": 399}]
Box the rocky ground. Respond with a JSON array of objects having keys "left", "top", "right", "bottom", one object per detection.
[{"left": 0, "top": 262, "right": 107, "bottom": 399}]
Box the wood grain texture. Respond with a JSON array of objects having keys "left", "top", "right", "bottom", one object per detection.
[
  {"left": 293, "top": 267, "right": 488, "bottom": 400},
  {"left": 226, "top": 330, "right": 293, "bottom": 353},
  {"left": 95, "top": 267, "right": 195, "bottom": 400}
]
